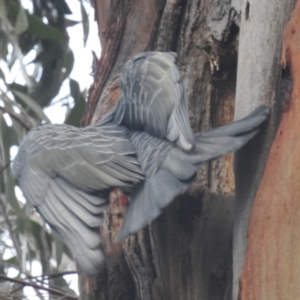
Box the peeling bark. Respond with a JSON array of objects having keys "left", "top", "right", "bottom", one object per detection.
[
  {"left": 238, "top": 1, "right": 300, "bottom": 299},
  {"left": 233, "top": 0, "right": 297, "bottom": 299}
]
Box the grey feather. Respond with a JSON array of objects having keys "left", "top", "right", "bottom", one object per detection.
[
  {"left": 113, "top": 52, "right": 195, "bottom": 151},
  {"left": 118, "top": 105, "right": 269, "bottom": 240},
  {"left": 12, "top": 122, "right": 144, "bottom": 276},
  {"left": 12, "top": 51, "right": 270, "bottom": 276}
]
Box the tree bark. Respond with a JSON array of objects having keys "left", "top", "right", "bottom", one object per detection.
[
  {"left": 78, "top": 0, "right": 297, "bottom": 299},
  {"left": 235, "top": 1, "right": 300, "bottom": 299}
]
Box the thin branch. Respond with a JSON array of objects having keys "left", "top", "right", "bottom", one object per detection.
[
  {"left": 0, "top": 261, "right": 72, "bottom": 298},
  {"left": 35, "top": 271, "right": 77, "bottom": 280},
  {"left": 11, "top": 270, "right": 78, "bottom": 296},
  {"left": 0, "top": 261, "right": 76, "bottom": 281},
  {"left": 0, "top": 274, "right": 78, "bottom": 299},
  {"left": 0, "top": 160, "right": 11, "bottom": 174},
  {"left": 0, "top": 106, "right": 32, "bottom": 130},
  {"left": 48, "top": 95, "right": 71, "bottom": 107}
]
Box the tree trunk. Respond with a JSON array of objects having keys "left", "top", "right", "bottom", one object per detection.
[{"left": 78, "top": 0, "right": 298, "bottom": 299}]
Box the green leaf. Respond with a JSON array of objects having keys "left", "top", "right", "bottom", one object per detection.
[
  {"left": 6, "top": 175, "right": 22, "bottom": 216},
  {"left": 80, "top": 2, "right": 89, "bottom": 47},
  {"left": 6, "top": 2, "right": 65, "bottom": 42},
  {"left": 0, "top": 116, "right": 22, "bottom": 215},
  {"left": 7, "top": 49, "right": 17, "bottom": 70},
  {"left": 57, "top": 0, "right": 72, "bottom": 15},
  {"left": 0, "top": 0, "right": 7, "bottom": 20},
  {"left": 0, "top": 68, "right": 6, "bottom": 82},
  {"left": 63, "top": 49, "right": 74, "bottom": 80},
  {"left": 30, "top": 220, "right": 53, "bottom": 273},
  {"left": 53, "top": 235, "right": 63, "bottom": 268},
  {"left": 65, "top": 79, "right": 86, "bottom": 127},
  {"left": 63, "top": 243, "right": 73, "bottom": 260},
  {"left": 15, "top": 6, "right": 28, "bottom": 35},
  {"left": 0, "top": 111, "right": 19, "bottom": 147},
  {"left": 69, "top": 78, "right": 80, "bottom": 99},
  {"left": 6, "top": 125, "right": 18, "bottom": 148},
  {"left": 16, "top": 213, "right": 27, "bottom": 234},
  {"left": 0, "top": 32, "right": 8, "bottom": 61},
  {"left": 52, "top": 276, "right": 77, "bottom": 296},
  {"left": 4, "top": 256, "right": 18, "bottom": 266},
  {"left": 26, "top": 13, "right": 65, "bottom": 41},
  {"left": 18, "top": 32, "right": 37, "bottom": 56},
  {"left": 65, "top": 18, "right": 80, "bottom": 27},
  {"left": 10, "top": 89, "right": 51, "bottom": 123}
]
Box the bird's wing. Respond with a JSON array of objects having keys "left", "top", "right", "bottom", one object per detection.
[
  {"left": 19, "top": 168, "right": 106, "bottom": 275},
  {"left": 12, "top": 123, "right": 144, "bottom": 275},
  {"left": 118, "top": 105, "right": 270, "bottom": 240},
  {"left": 13, "top": 123, "right": 144, "bottom": 199},
  {"left": 113, "top": 52, "right": 195, "bottom": 150}
]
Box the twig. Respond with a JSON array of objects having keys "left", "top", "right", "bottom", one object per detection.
[
  {"left": 0, "top": 261, "right": 76, "bottom": 283},
  {"left": 48, "top": 95, "right": 71, "bottom": 107},
  {"left": 0, "top": 160, "right": 11, "bottom": 174},
  {"left": 35, "top": 270, "right": 77, "bottom": 280},
  {"left": 0, "top": 274, "right": 78, "bottom": 299},
  {"left": 0, "top": 262, "right": 74, "bottom": 298},
  {"left": 0, "top": 106, "right": 32, "bottom": 130}
]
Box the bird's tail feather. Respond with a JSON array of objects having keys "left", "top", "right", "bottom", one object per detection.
[{"left": 118, "top": 105, "right": 269, "bottom": 240}]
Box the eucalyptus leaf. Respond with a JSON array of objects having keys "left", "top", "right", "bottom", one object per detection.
[
  {"left": 27, "top": 14, "right": 65, "bottom": 41},
  {"left": 0, "top": 0, "right": 7, "bottom": 20},
  {"left": 0, "top": 68, "right": 6, "bottom": 82},
  {"left": 10, "top": 89, "right": 51, "bottom": 123},
  {"left": 15, "top": 6, "right": 29, "bottom": 35},
  {"left": 80, "top": 2, "right": 89, "bottom": 47},
  {"left": 65, "top": 18, "right": 80, "bottom": 27},
  {"left": 0, "top": 32, "right": 8, "bottom": 61},
  {"left": 4, "top": 256, "right": 18, "bottom": 265},
  {"left": 65, "top": 95, "right": 85, "bottom": 127},
  {"left": 65, "top": 79, "right": 86, "bottom": 127},
  {"left": 18, "top": 32, "right": 36, "bottom": 55},
  {"left": 16, "top": 213, "right": 27, "bottom": 234},
  {"left": 63, "top": 50, "right": 75, "bottom": 80},
  {"left": 5, "top": 175, "right": 23, "bottom": 217},
  {"left": 6, "top": 1, "right": 65, "bottom": 41},
  {"left": 69, "top": 78, "right": 80, "bottom": 99},
  {"left": 53, "top": 235, "right": 63, "bottom": 268},
  {"left": 31, "top": 220, "right": 53, "bottom": 274},
  {"left": 57, "top": 0, "right": 72, "bottom": 15},
  {"left": 52, "top": 276, "right": 77, "bottom": 296}
]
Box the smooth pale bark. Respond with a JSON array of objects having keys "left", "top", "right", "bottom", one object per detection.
[
  {"left": 235, "top": 1, "right": 300, "bottom": 300},
  {"left": 78, "top": 0, "right": 295, "bottom": 299},
  {"left": 234, "top": 0, "right": 296, "bottom": 299}
]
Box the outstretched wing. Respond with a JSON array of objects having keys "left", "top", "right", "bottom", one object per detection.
[
  {"left": 113, "top": 52, "right": 195, "bottom": 151},
  {"left": 12, "top": 123, "right": 144, "bottom": 275},
  {"left": 13, "top": 123, "right": 144, "bottom": 196}
]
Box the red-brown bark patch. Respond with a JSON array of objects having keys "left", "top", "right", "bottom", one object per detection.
[{"left": 240, "top": 1, "right": 300, "bottom": 299}]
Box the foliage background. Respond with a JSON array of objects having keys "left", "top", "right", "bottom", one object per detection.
[{"left": 0, "top": 0, "right": 98, "bottom": 298}]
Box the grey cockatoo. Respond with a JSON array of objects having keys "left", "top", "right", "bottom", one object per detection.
[{"left": 12, "top": 52, "right": 269, "bottom": 276}]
